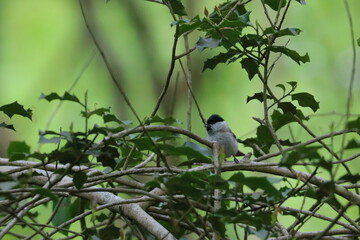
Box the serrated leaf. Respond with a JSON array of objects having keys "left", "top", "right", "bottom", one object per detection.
[
  {"left": 168, "top": 0, "right": 187, "bottom": 16},
  {"left": 7, "top": 141, "right": 30, "bottom": 157},
  {"left": 241, "top": 137, "right": 263, "bottom": 157},
  {"left": 257, "top": 125, "right": 274, "bottom": 147},
  {"left": 145, "top": 115, "right": 180, "bottom": 125},
  {"left": 81, "top": 107, "right": 110, "bottom": 118},
  {"left": 278, "top": 102, "right": 297, "bottom": 114},
  {"left": 271, "top": 109, "right": 308, "bottom": 131},
  {"left": 73, "top": 172, "right": 88, "bottom": 190},
  {"left": 229, "top": 172, "right": 282, "bottom": 199},
  {"left": 287, "top": 81, "right": 297, "bottom": 90},
  {"left": 280, "top": 146, "right": 321, "bottom": 167},
  {"left": 9, "top": 153, "right": 28, "bottom": 162},
  {"left": 238, "top": 11, "right": 252, "bottom": 25},
  {"left": 103, "top": 113, "right": 132, "bottom": 126},
  {"left": 241, "top": 58, "right": 259, "bottom": 80},
  {"left": 268, "top": 46, "right": 310, "bottom": 65},
  {"left": 247, "top": 92, "right": 273, "bottom": 103},
  {"left": 264, "top": 0, "right": 287, "bottom": 11},
  {"left": 39, "top": 92, "right": 84, "bottom": 106},
  {"left": 241, "top": 34, "right": 266, "bottom": 48},
  {"left": 345, "top": 139, "right": 360, "bottom": 149},
  {"left": 0, "top": 101, "right": 32, "bottom": 120},
  {"left": 0, "top": 122, "right": 15, "bottom": 131},
  {"left": 279, "top": 139, "right": 299, "bottom": 146},
  {"left": 196, "top": 37, "right": 221, "bottom": 52},
  {"left": 203, "top": 50, "right": 239, "bottom": 71},
  {"left": 347, "top": 117, "right": 360, "bottom": 130},
  {"left": 291, "top": 92, "right": 319, "bottom": 112},
  {"left": 174, "top": 15, "right": 203, "bottom": 36},
  {"left": 264, "top": 27, "right": 301, "bottom": 37}
]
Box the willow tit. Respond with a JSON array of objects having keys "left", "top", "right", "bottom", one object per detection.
[{"left": 205, "top": 114, "right": 244, "bottom": 163}]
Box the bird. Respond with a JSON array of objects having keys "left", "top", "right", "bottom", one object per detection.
[{"left": 205, "top": 114, "right": 244, "bottom": 163}]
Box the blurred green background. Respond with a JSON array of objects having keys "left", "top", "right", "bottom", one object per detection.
[
  {"left": 0, "top": 0, "right": 359, "bottom": 153},
  {"left": 0, "top": 0, "right": 359, "bottom": 239}
]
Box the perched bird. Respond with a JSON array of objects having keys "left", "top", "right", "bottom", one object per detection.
[{"left": 205, "top": 114, "right": 244, "bottom": 163}]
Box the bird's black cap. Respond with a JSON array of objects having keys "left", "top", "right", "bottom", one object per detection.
[{"left": 206, "top": 114, "right": 224, "bottom": 125}]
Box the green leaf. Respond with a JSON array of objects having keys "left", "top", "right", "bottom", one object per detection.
[
  {"left": 159, "top": 144, "right": 211, "bottom": 160},
  {"left": 102, "top": 113, "right": 132, "bottom": 126},
  {"left": 280, "top": 151, "right": 299, "bottom": 167},
  {"left": 73, "top": 172, "right": 88, "bottom": 190},
  {"left": 241, "top": 58, "right": 259, "bottom": 80},
  {"left": 52, "top": 197, "right": 72, "bottom": 227},
  {"left": 264, "top": 0, "right": 287, "bottom": 11},
  {"left": 167, "top": 0, "right": 187, "bottom": 16},
  {"left": 0, "top": 101, "right": 32, "bottom": 120},
  {"left": 229, "top": 172, "right": 282, "bottom": 199},
  {"left": 97, "top": 146, "right": 119, "bottom": 169},
  {"left": 247, "top": 92, "right": 273, "bottom": 103},
  {"left": 183, "top": 141, "right": 211, "bottom": 157},
  {"left": 278, "top": 102, "right": 297, "bottom": 114},
  {"left": 279, "top": 139, "right": 299, "bottom": 146},
  {"left": 196, "top": 37, "right": 221, "bottom": 52},
  {"left": 271, "top": 109, "right": 308, "bottom": 131},
  {"left": 345, "top": 139, "right": 360, "bottom": 149},
  {"left": 208, "top": 215, "right": 226, "bottom": 236},
  {"left": 238, "top": 11, "right": 252, "bottom": 25},
  {"left": 287, "top": 81, "right": 297, "bottom": 90},
  {"left": 145, "top": 115, "right": 181, "bottom": 125},
  {"left": 164, "top": 172, "right": 213, "bottom": 200},
  {"left": 264, "top": 27, "right": 301, "bottom": 37},
  {"left": 280, "top": 146, "right": 321, "bottom": 167},
  {"left": 291, "top": 92, "right": 319, "bottom": 112},
  {"left": 241, "top": 34, "right": 266, "bottom": 48},
  {"left": 203, "top": 50, "right": 239, "bottom": 71},
  {"left": 39, "top": 92, "right": 83, "bottom": 106},
  {"left": 7, "top": 141, "right": 30, "bottom": 157},
  {"left": 257, "top": 125, "right": 274, "bottom": 148},
  {"left": 347, "top": 117, "right": 360, "bottom": 130},
  {"left": 268, "top": 46, "right": 310, "bottom": 65},
  {"left": 81, "top": 107, "right": 110, "bottom": 118},
  {"left": 32, "top": 187, "right": 58, "bottom": 203},
  {"left": 174, "top": 15, "right": 203, "bottom": 36},
  {"left": 0, "top": 122, "right": 15, "bottom": 131},
  {"left": 130, "top": 137, "right": 154, "bottom": 151},
  {"left": 357, "top": 37, "right": 360, "bottom": 47},
  {"left": 275, "top": 84, "right": 286, "bottom": 93},
  {"left": 99, "top": 225, "right": 121, "bottom": 240},
  {"left": 295, "top": 0, "right": 306, "bottom": 4},
  {"left": 339, "top": 174, "right": 360, "bottom": 184}
]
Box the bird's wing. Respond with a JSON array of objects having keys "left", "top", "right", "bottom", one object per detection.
[{"left": 231, "top": 131, "right": 245, "bottom": 156}]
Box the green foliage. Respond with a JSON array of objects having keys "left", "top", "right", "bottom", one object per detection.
[
  {"left": 1, "top": 0, "right": 358, "bottom": 239},
  {"left": 0, "top": 101, "right": 32, "bottom": 120},
  {"left": 0, "top": 101, "right": 32, "bottom": 131}
]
